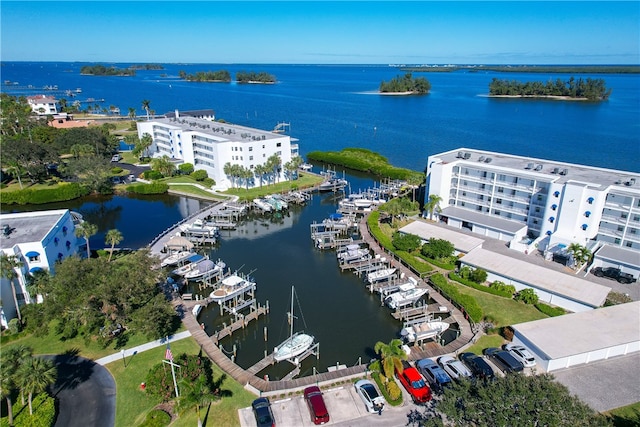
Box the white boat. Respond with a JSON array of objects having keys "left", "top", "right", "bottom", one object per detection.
[
  {"left": 172, "top": 254, "right": 206, "bottom": 276},
  {"left": 179, "top": 218, "right": 218, "bottom": 236},
  {"left": 209, "top": 274, "right": 256, "bottom": 303},
  {"left": 384, "top": 282, "right": 428, "bottom": 309},
  {"left": 318, "top": 177, "right": 348, "bottom": 192},
  {"left": 192, "top": 304, "right": 202, "bottom": 318},
  {"left": 160, "top": 250, "right": 193, "bottom": 267},
  {"left": 184, "top": 259, "right": 225, "bottom": 281},
  {"left": 339, "top": 193, "right": 375, "bottom": 210},
  {"left": 274, "top": 286, "right": 315, "bottom": 363},
  {"left": 299, "top": 163, "right": 313, "bottom": 171},
  {"left": 367, "top": 267, "right": 396, "bottom": 283},
  {"left": 401, "top": 321, "right": 449, "bottom": 343},
  {"left": 253, "top": 198, "right": 273, "bottom": 212},
  {"left": 337, "top": 244, "right": 370, "bottom": 263}
]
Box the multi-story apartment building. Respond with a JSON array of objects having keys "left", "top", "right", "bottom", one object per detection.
[
  {"left": 26, "top": 94, "right": 59, "bottom": 115},
  {"left": 425, "top": 148, "right": 640, "bottom": 274},
  {"left": 0, "top": 209, "right": 85, "bottom": 327},
  {"left": 137, "top": 110, "right": 299, "bottom": 190}
]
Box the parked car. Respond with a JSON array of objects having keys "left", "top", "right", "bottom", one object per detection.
[
  {"left": 416, "top": 358, "right": 452, "bottom": 393},
  {"left": 590, "top": 267, "right": 636, "bottom": 284},
  {"left": 111, "top": 154, "right": 122, "bottom": 162},
  {"left": 484, "top": 347, "right": 524, "bottom": 373},
  {"left": 459, "top": 352, "right": 495, "bottom": 380},
  {"left": 395, "top": 364, "right": 432, "bottom": 403},
  {"left": 503, "top": 343, "right": 537, "bottom": 368},
  {"left": 437, "top": 355, "right": 472, "bottom": 381},
  {"left": 251, "top": 397, "right": 275, "bottom": 427},
  {"left": 303, "top": 386, "right": 330, "bottom": 425},
  {"left": 354, "top": 379, "right": 385, "bottom": 414}
]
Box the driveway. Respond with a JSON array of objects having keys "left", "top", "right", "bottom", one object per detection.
[{"left": 47, "top": 354, "right": 116, "bottom": 427}]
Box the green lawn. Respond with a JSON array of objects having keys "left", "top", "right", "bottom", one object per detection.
[
  {"left": 106, "top": 337, "right": 255, "bottom": 427},
  {"left": 463, "top": 334, "right": 505, "bottom": 355},
  {"left": 450, "top": 281, "right": 548, "bottom": 326},
  {"left": 1, "top": 320, "right": 186, "bottom": 361},
  {"left": 167, "top": 184, "right": 227, "bottom": 200},
  {"left": 223, "top": 172, "right": 324, "bottom": 201},
  {"left": 604, "top": 401, "right": 640, "bottom": 426}
]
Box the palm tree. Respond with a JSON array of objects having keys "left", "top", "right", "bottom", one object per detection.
[
  {"left": 425, "top": 194, "right": 443, "bottom": 220},
  {"left": 1, "top": 345, "right": 34, "bottom": 424},
  {"left": 0, "top": 253, "right": 24, "bottom": 324},
  {"left": 105, "top": 229, "right": 123, "bottom": 262},
  {"left": 373, "top": 338, "right": 407, "bottom": 380},
  {"left": 150, "top": 156, "right": 175, "bottom": 177},
  {"left": 141, "top": 99, "right": 151, "bottom": 120},
  {"left": 254, "top": 164, "right": 267, "bottom": 187},
  {"left": 128, "top": 107, "right": 136, "bottom": 120},
  {"left": 175, "top": 376, "right": 217, "bottom": 427},
  {"left": 567, "top": 243, "right": 592, "bottom": 269},
  {"left": 17, "top": 357, "right": 57, "bottom": 415},
  {"left": 26, "top": 269, "right": 50, "bottom": 303},
  {"left": 74, "top": 221, "right": 98, "bottom": 258}
]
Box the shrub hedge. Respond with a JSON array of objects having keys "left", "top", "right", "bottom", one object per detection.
[
  {"left": 449, "top": 273, "right": 515, "bottom": 298},
  {"left": 429, "top": 273, "right": 483, "bottom": 323},
  {"left": 0, "top": 393, "right": 56, "bottom": 427},
  {"left": 0, "top": 182, "right": 90, "bottom": 205},
  {"left": 126, "top": 182, "right": 169, "bottom": 195},
  {"left": 371, "top": 372, "right": 403, "bottom": 406},
  {"left": 534, "top": 302, "right": 565, "bottom": 317},
  {"left": 417, "top": 253, "right": 456, "bottom": 270}
]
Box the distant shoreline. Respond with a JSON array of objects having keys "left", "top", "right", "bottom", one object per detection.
[{"left": 488, "top": 94, "right": 590, "bottom": 101}]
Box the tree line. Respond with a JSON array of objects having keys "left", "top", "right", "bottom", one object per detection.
[
  {"left": 80, "top": 64, "right": 136, "bottom": 76},
  {"left": 488, "top": 76, "right": 612, "bottom": 100},
  {"left": 178, "top": 70, "right": 232, "bottom": 82},
  {"left": 223, "top": 154, "right": 302, "bottom": 189},
  {"left": 379, "top": 72, "right": 431, "bottom": 94},
  {"left": 236, "top": 71, "right": 276, "bottom": 83}
]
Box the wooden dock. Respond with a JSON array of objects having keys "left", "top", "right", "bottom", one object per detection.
[{"left": 210, "top": 305, "right": 268, "bottom": 345}]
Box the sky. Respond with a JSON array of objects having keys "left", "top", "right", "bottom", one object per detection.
[{"left": 1, "top": 1, "right": 639, "bottom": 64}]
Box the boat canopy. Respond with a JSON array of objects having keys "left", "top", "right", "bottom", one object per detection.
[{"left": 196, "top": 259, "right": 215, "bottom": 272}]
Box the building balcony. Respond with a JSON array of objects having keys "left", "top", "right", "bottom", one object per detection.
[{"left": 600, "top": 214, "right": 629, "bottom": 224}]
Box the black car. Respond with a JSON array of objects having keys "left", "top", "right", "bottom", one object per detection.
[
  {"left": 591, "top": 267, "right": 636, "bottom": 284},
  {"left": 252, "top": 397, "right": 275, "bottom": 427},
  {"left": 484, "top": 347, "right": 524, "bottom": 373},
  {"left": 459, "top": 352, "right": 495, "bottom": 380}
]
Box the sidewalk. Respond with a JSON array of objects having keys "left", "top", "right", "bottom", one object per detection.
[{"left": 95, "top": 330, "right": 192, "bottom": 366}]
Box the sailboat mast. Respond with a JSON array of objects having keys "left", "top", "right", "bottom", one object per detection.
[{"left": 289, "top": 285, "right": 294, "bottom": 339}]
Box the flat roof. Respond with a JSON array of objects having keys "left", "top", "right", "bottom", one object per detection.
[
  {"left": 0, "top": 210, "right": 68, "bottom": 247},
  {"left": 513, "top": 301, "right": 640, "bottom": 359},
  {"left": 431, "top": 148, "right": 640, "bottom": 191},
  {"left": 152, "top": 116, "right": 283, "bottom": 142},
  {"left": 440, "top": 206, "right": 527, "bottom": 234},
  {"left": 399, "top": 220, "right": 484, "bottom": 253},
  {"left": 461, "top": 248, "right": 611, "bottom": 307},
  {"left": 595, "top": 245, "right": 640, "bottom": 268}
]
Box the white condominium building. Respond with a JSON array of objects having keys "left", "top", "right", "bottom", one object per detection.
[
  {"left": 26, "top": 94, "right": 59, "bottom": 115},
  {"left": 0, "top": 209, "right": 85, "bottom": 327},
  {"left": 137, "top": 110, "right": 299, "bottom": 190},
  {"left": 424, "top": 148, "right": 640, "bottom": 268}
]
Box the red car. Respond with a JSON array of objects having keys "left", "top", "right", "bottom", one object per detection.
[
  {"left": 303, "top": 386, "right": 330, "bottom": 425},
  {"left": 396, "top": 365, "right": 432, "bottom": 403}
]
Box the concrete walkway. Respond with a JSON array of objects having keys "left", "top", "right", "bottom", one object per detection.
[{"left": 95, "top": 330, "right": 192, "bottom": 366}]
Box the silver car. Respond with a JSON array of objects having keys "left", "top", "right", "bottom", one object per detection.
[
  {"left": 437, "top": 355, "right": 472, "bottom": 380},
  {"left": 354, "top": 379, "right": 385, "bottom": 414},
  {"left": 503, "top": 343, "right": 537, "bottom": 368}
]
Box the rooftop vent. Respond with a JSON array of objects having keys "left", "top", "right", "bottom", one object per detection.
[
  {"left": 484, "top": 157, "right": 492, "bottom": 163},
  {"left": 525, "top": 162, "right": 534, "bottom": 170},
  {"left": 2, "top": 224, "right": 11, "bottom": 237},
  {"left": 552, "top": 167, "right": 559, "bottom": 174},
  {"left": 534, "top": 164, "right": 543, "bottom": 171},
  {"left": 457, "top": 151, "right": 464, "bottom": 158},
  {"left": 478, "top": 156, "right": 485, "bottom": 162},
  {"left": 463, "top": 152, "right": 471, "bottom": 160},
  {"left": 559, "top": 168, "right": 568, "bottom": 176}
]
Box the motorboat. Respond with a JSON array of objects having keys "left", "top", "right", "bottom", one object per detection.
[
  {"left": 273, "top": 286, "right": 315, "bottom": 362},
  {"left": 384, "top": 282, "right": 428, "bottom": 309},
  {"left": 401, "top": 321, "right": 449, "bottom": 343},
  {"left": 192, "top": 304, "right": 203, "bottom": 318},
  {"left": 160, "top": 250, "right": 193, "bottom": 267},
  {"left": 209, "top": 274, "right": 256, "bottom": 303},
  {"left": 171, "top": 254, "right": 205, "bottom": 276},
  {"left": 323, "top": 213, "right": 353, "bottom": 230},
  {"left": 179, "top": 218, "right": 218, "bottom": 236},
  {"left": 253, "top": 198, "right": 273, "bottom": 212},
  {"left": 318, "top": 177, "right": 348, "bottom": 192},
  {"left": 184, "top": 259, "right": 225, "bottom": 281},
  {"left": 337, "top": 244, "right": 370, "bottom": 264},
  {"left": 367, "top": 267, "right": 396, "bottom": 283}
]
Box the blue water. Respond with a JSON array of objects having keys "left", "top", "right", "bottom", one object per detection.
[{"left": 2, "top": 62, "right": 639, "bottom": 172}]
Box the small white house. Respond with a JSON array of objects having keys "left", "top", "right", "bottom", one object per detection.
[{"left": 27, "top": 94, "right": 59, "bottom": 115}]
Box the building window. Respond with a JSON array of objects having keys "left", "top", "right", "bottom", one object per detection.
[
  {"left": 66, "top": 240, "right": 71, "bottom": 249},
  {"left": 618, "top": 226, "right": 624, "bottom": 232},
  {"left": 587, "top": 197, "right": 594, "bottom": 204},
  {"left": 54, "top": 237, "right": 59, "bottom": 246},
  {"left": 614, "top": 238, "right": 621, "bottom": 244},
  {"left": 249, "top": 156, "right": 253, "bottom": 160},
  {"left": 549, "top": 217, "right": 555, "bottom": 223},
  {"left": 276, "top": 142, "right": 282, "bottom": 147},
  {"left": 582, "top": 224, "right": 588, "bottom": 230},
  {"left": 249, "top": 147, "right": 253, "bottom": 151},
  {"left": 62, "top": 226, "right": 68, "bottom": 236},
  {"left": 585, "top": 211, "right": 591, "bottom": 217},
  {"left": 554, "top": 191, "right": 560, "bottom": 197},
  {"left": 551, "top": 204, "right": 557, "bottom": 211}
]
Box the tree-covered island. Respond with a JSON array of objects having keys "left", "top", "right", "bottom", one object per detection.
[
  {"left": 379, "top": 72, "right": 431, "bottom": 94},
  {"left": 79, "top": 65, "right": 136, "bottom": 76},
  {"left": 236, "top": 71, "right": 276, "bottom": 84},
  {"left": 178, "top": 70, "right": 232, "bottom": 82},
  {"left": 489, "top": 76, "right": 612, "bottom": 101}
]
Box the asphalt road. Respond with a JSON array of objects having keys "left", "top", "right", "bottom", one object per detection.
[{"left": 47, "top": 354, "right": 116, "bottom": 427}]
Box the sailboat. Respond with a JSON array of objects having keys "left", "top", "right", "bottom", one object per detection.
[{"left": 273, "top": 286, "right": 315, "bottom": 363}]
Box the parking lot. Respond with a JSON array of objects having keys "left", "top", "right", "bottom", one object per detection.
[{"left": 238, "top": 382, "right": 418, "bottom": 427}]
